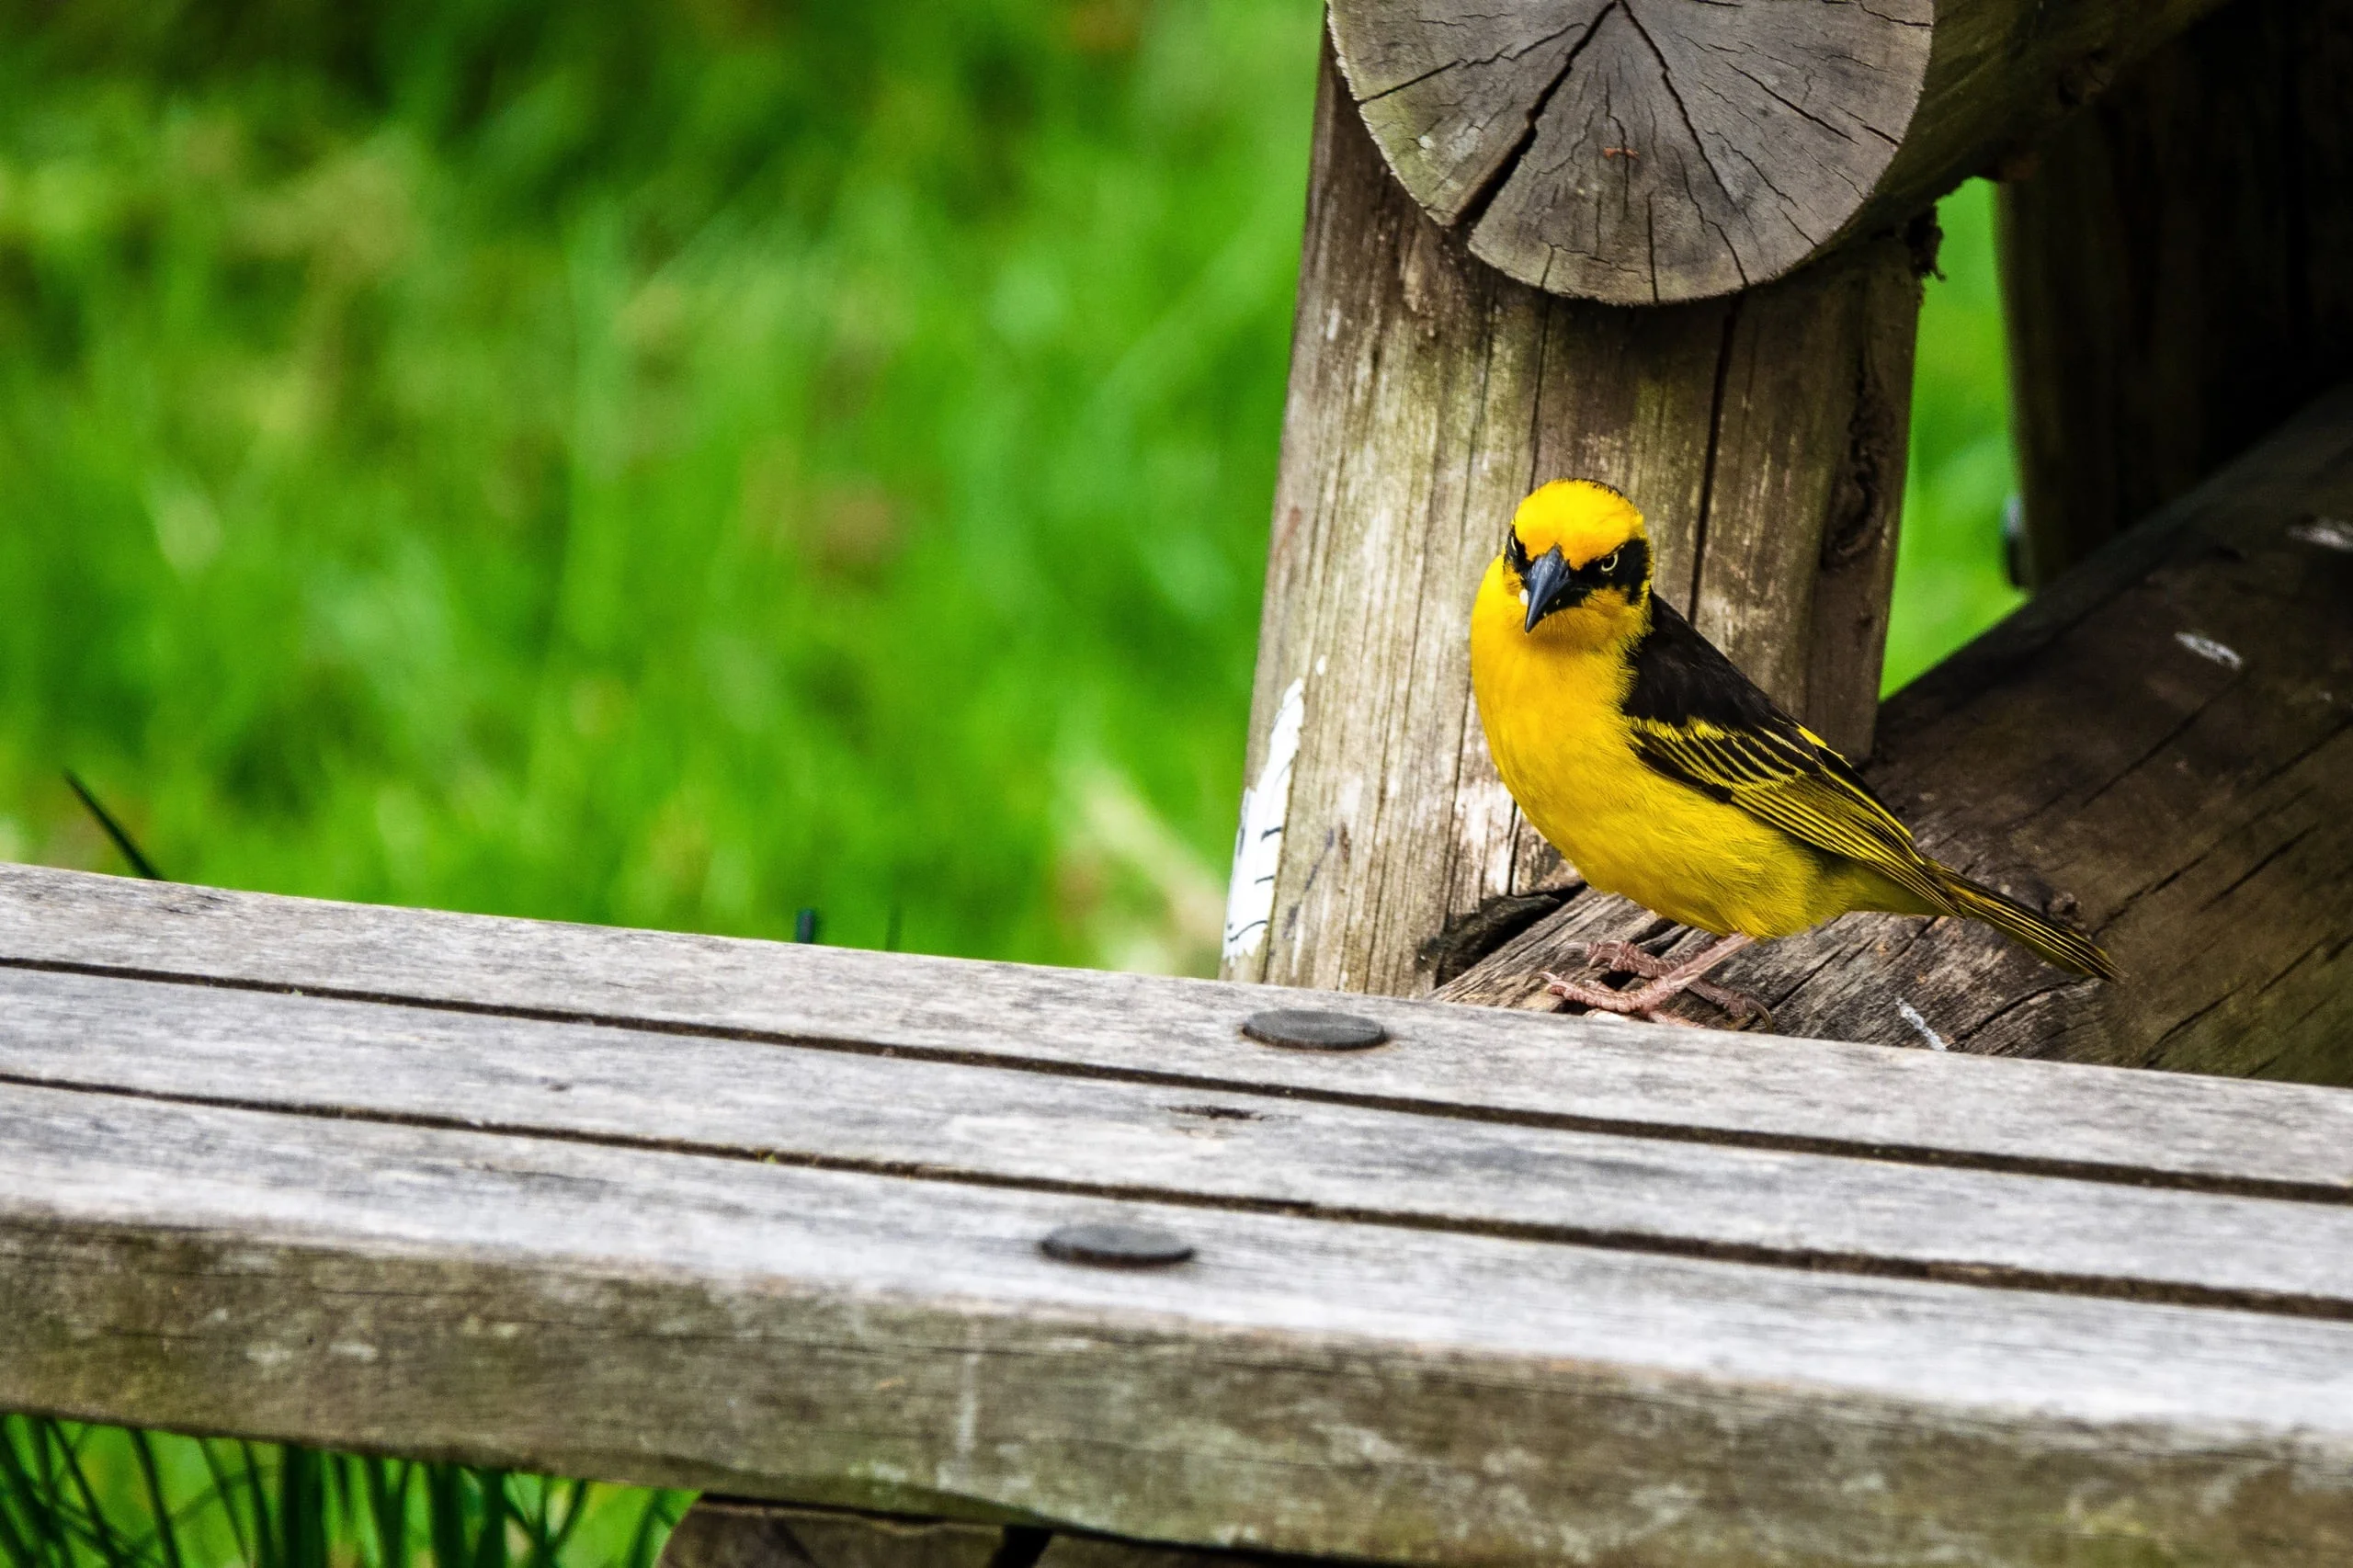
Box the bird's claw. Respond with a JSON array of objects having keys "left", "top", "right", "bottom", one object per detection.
[{"left": 1686, "top": 977, "right": 1774, "bottom": 1030}]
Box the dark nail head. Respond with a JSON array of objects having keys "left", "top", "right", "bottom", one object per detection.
[
  {"left": 1040, "top": 1222, "right": 1195, "bottom": 1268},
  {"left": 1240, "top": 1008, "right": 1389, "bottom": 1051}
]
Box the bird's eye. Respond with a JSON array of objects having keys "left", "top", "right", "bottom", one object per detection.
[
  {"left": 1505, "top": 530, "right": 1530, "bottom": 573},
  {"left": 1597, "top": 549, "right": 1620, "bottom": 574}
]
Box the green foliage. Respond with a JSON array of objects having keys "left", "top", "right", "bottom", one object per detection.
[
  {"left": 0, "top": 0, "right": 1314, "bottom": 971},
  {"left": 0, "top": 0, "right": 2025, "bottom": 969},
  {"left": 0, "top": 1415, "right": 686, "bottom": 1568},
  {"left": 1889, "top": 179, "right": 2024, "bottom": 692},
  {"left": 0, "top": 0, "right": 2022, "bottom": 965}
]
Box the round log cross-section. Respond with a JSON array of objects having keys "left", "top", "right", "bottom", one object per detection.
[
  {"left": 1328, "top": 0, "right": 2246, "bottom": 305},
  {"left": 1329, "top": 0, "right": 1933, "bottom": 303}
]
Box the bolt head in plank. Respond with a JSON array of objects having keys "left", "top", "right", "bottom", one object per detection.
[
  {"left": 1040, "top": 1223, "right": 1198, "bottom": 1268},
  {"left": 1240, "top": 1008, "right": 1390, "bottom": 1050}
]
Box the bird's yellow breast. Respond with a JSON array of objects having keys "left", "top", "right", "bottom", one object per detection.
[{"left": 1468, "top": 558, "right": 1857, "bottom": 938}]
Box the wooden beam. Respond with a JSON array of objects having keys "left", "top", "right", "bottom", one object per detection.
[
  {"left": 1998, "top": 0, "right": 2353, "bottom": 584},
  {"left": 1327, "top": 0, "right": 2236, "bottom": 304},
  {"left": 1225, "top": 42, "right": 1918, "bottom": 994},
  {"left": 1439, "top": 381, "right": 2353, "bottom": 1080},
  {"left": 6, "top": 869, "right": 2353, "bottom": 1564}
]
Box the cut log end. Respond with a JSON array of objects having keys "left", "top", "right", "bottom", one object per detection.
[{"left": 1329, "top": 0, "right": 1932, "bottom": 304}]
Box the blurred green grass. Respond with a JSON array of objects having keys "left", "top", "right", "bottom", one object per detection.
[
  {"left": 2, "top": 1413, "right": 686, "bottom": 1568},
  {"left": 1893, "top": 179, "right": 2024, "bottom": 692},
  {"left": 0, "top": 0, "right": 2020, "bottom": 973}
]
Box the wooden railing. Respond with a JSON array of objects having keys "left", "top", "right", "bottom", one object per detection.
[{"left": 5, "top": 863, "right": 2353, "bottom": 1564}]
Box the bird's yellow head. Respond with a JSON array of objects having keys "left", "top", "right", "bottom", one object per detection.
[{"left": 1488, "top": 479, "right": 1652, "bottom": 648}]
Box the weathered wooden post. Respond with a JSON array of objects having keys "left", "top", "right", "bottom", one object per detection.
[{"left": 1216, "top": 41, "right": 1923, "bottom": 997}]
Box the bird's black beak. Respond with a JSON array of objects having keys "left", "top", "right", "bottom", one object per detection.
[{"left": 1521, "top": 545, "right": 1582, "bottom": 631}]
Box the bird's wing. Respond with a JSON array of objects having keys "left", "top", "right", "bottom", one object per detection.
[
  {"left": 1624, "top": 601, "right": 1954, "bottom": 912},
  {"left": 1627, "top": 717, "right": 1953, "bottom": 906}
]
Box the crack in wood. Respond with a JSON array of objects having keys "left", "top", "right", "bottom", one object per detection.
[{"left": 1449, "top": 4, "right": 1620, "bottom": 236}]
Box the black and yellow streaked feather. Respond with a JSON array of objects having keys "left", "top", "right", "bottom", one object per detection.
[{"left": 1623, "top": 600, "right": 2115, "bottom": 981}]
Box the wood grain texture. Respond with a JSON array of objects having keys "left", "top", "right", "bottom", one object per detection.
[
  {"left": 1999, "top": 0, "right": 2353, "bottom": 585},
  {"left": 1439, "top": 382, "right": 2353, "bottom": 1080},
  {"left": 7, "top": 1079, "right": 2353, "bottom": 1566},
  {"left": 10, "top": 962, "right": 2353, "bottom": 1310},
  {"left": 1227, "top": 44, "right": 1915, "bottom": 994},
  {"left": 10, "top": 860, "right": 2353, "bottom": 1194},
  {"left": 1326, "top": 0, "right": 2233, "bottom": 304}
]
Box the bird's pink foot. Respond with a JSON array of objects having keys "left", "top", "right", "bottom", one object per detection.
[
  {"left": 1546, "top": 934, "right": 1773, "bottom": 1030},
  {"left": 1540, "top": 971, "right": 1704, "bottom": 1026}
]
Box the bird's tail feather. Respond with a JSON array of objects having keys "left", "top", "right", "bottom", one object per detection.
[{"left": 1935, "top": 868, "right": 2116, "bottom": 981}]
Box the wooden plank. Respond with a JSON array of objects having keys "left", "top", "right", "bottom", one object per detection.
[
  {"left": 7, "top": 862, "right": 2353, "bottom": 1194},
  {"left": 7, "top": 1079, "right": 2353, "bottom": 1566},
  {"left": 6, "top": 963, "right": 2351, "bottom": 1310},
  {"left": 1438, "top": 379, "right": 2353, "bottom": 1075},
  {"left": 1325, "top": 0, "right": 2233, "bottom": 304},
  {"left": 1999, "top": 0, "right": 2353, "bottom": 584},
  {"left": 1229, "top": 41, "right": 1916, "bottom": 996}
]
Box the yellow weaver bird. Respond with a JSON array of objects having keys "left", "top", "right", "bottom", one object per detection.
[{"left": 1470, "top": 479, "right": 2114, "bottom": 1027}]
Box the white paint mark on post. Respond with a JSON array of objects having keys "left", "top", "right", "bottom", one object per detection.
[
  {"left": 2175, "top": 631, "right": 2243, "bottom": 671},
  {"left": 953, "top": 1349, "right": 980, "bottom": 1464},
  {"left": 1222, "top": 678, "right": 1305, "bottom": 964},
  {"left": 2289, "top": 516, "right": 2353, "bottom": 552},
  {"left": 1896, "top": 1000, "right": 1948, "bottom": 1051}
]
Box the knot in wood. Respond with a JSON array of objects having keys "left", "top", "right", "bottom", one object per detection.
[{"left": 1328, "top": 0, "right": 1932, "bottom": 304}]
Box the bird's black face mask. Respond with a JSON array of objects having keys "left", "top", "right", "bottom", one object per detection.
[{"left": 1508, "top": 531, "right": 1649, "bottom": 631}]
